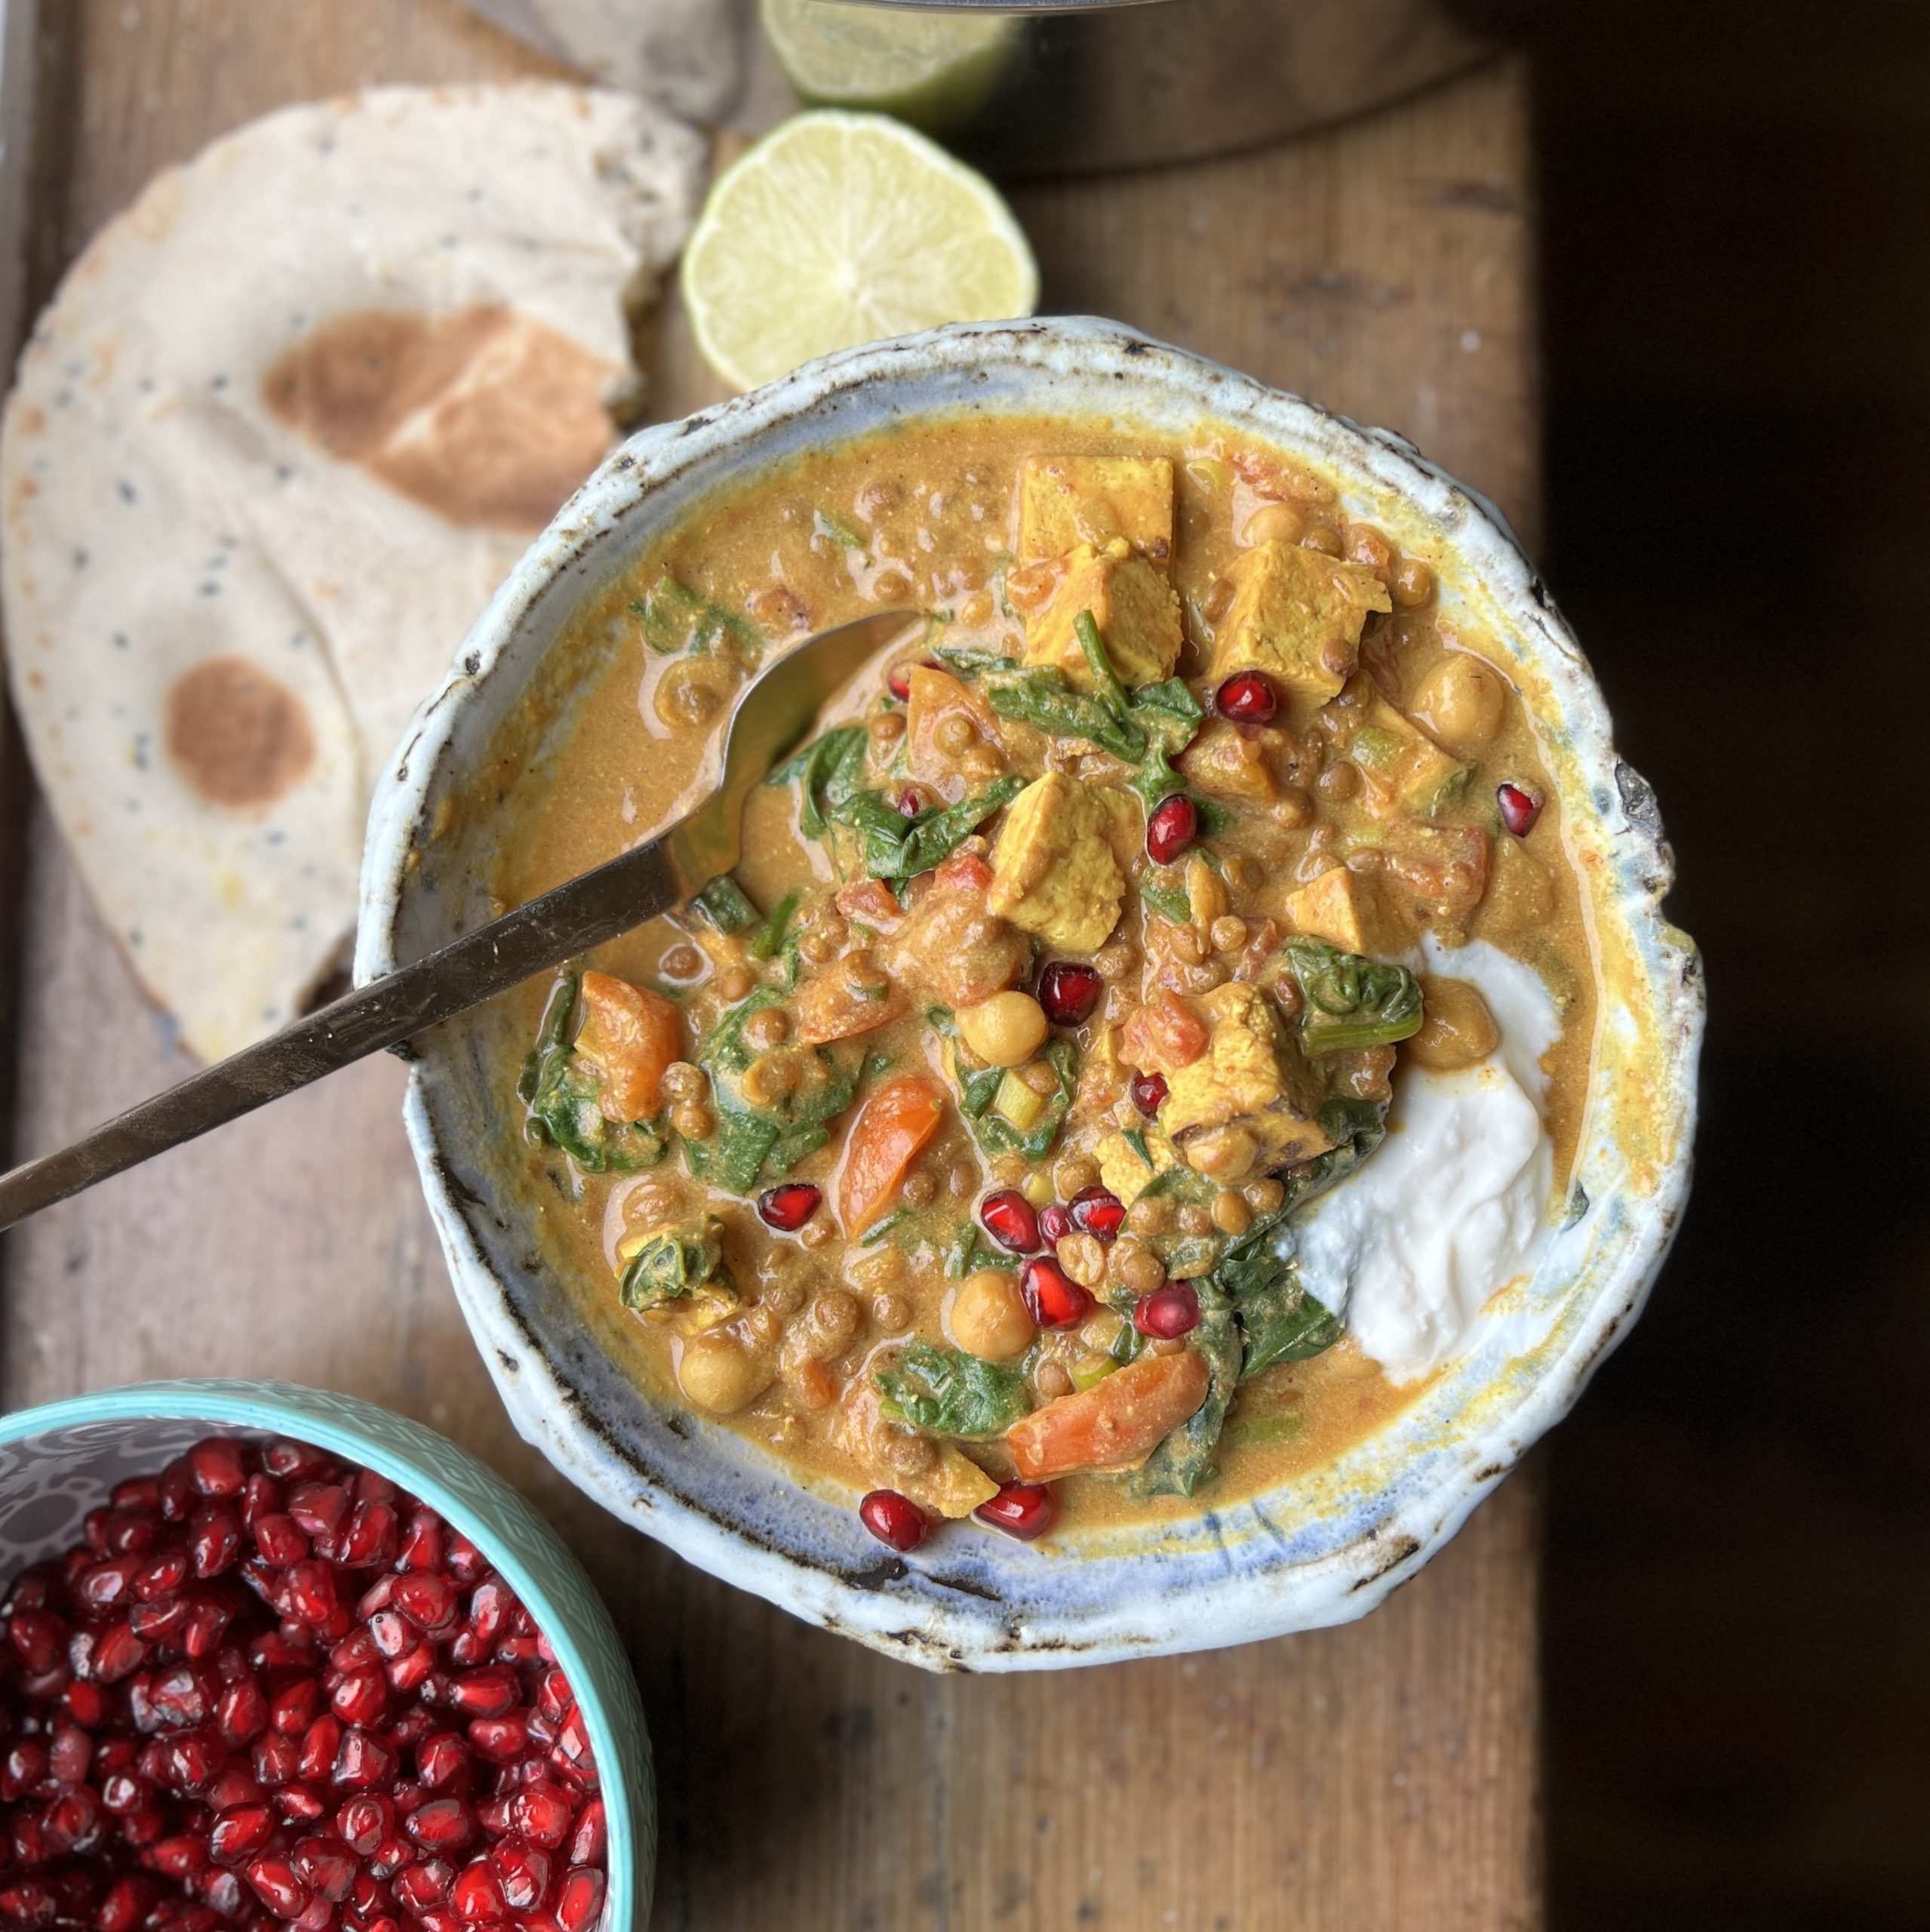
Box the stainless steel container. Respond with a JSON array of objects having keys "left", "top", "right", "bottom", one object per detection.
[{"left": 857, "top": 0, "right": 1528, "bottom": 175}]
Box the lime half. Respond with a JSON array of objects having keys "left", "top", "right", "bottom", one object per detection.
[
  {"left": 681, "top": 109, "right": 1039, "bottom": 393},
  {"left": 761, "top": 0, "right": 1018, "bottom": 134}
]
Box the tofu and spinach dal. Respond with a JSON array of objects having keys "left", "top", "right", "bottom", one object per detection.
[{"left": 499, "top": 421, "right": 1593, "bottom": 1552}]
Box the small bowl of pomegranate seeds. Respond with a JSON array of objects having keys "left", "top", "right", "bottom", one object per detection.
[{"left": 0, "top": 1382, "right": 653, "bottom": 1932}]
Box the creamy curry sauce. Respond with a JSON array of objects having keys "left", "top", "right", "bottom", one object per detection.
[{"left": 481, "top": 414, "right": 1596, "bottom": 1546}]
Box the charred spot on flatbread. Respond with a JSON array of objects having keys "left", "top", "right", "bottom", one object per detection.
[
  {"left": 263, "top": 306, "right": 617, "bottom": 533},
  {"left": 165, "top": 657, "right": 316, "bottom": 808}
]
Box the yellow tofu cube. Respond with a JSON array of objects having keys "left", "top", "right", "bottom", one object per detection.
[
  {"left": 1337, "top": 692, "right": 1469, "bottom": 817},
  {"left": 1211, "top": 540, "right": 1393, "bottom": 704},
  {"left": 1282, "top": 866, "right": 1412, "bottom": 959},
  {"left": 1023, "top": 540, "right": 1184, "bottom": 691},
  {"left": 1018, "top": 455, "right": 1175, "bottom": 568},
  {"left": 986, "top": 772, "right": 1127, "bottom": 955},
  {"left": 1161, "top": 982, "right": 1335, "bottom": 1178},
  {"left": 1096, "top": 1128, "right": 1182, "bottom": 1206}
]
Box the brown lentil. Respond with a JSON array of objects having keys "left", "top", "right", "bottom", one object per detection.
[
  {"left": 671, "top": 1103, "right": 715, "bottom": 1142},
  {"left": 1212, "top": 1189, "right": 1253, "bottom": 1237}
]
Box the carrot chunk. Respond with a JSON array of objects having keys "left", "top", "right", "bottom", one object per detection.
[
  {"left": 576, "top": 971, "right": 682, "bottom": 1122},
  {"left": 1004, "top": 1351, "right": 1210, "bottom": 1481},
  {"left": 837, "top": 1074, "right": 948, "bottom": 1235}
]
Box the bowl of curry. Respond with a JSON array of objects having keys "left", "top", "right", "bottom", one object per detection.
[{"left": 358, "top": 317, "right": 1702, "bottom": 1670}]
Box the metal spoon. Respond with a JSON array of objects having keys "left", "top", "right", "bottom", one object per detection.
[{"left": 0, "top": 609, "right": 920, "bottom": 1232}]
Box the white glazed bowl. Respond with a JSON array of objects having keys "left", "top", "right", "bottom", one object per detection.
[{"left": 357, "top": 318, "right": 1704, "bottom": 1672}]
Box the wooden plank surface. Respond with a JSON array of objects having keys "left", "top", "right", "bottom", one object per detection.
[{"left": 0, "top": 5, "right": 1542, "bottom": 1926}]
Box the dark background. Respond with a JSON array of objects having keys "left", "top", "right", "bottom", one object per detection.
[{"left": 1535, "top": 1, "right": 1930, "bottom": 1924}]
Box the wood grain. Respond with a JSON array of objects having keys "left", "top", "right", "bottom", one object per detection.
[{"left": 0, "top": 5, "right": 1542, "bottom": 1926}]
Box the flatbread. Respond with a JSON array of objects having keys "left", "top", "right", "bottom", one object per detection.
[{"left": 2, "top": 84, "right": 704, "bottom": 1061}]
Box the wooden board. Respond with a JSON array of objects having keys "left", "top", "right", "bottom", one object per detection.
[{"left": 0, "top": 6, "right": 1542, "bottom": 1926}]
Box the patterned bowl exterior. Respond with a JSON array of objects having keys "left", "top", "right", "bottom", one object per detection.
[
  {"left": 0, "top": 1381, "right": 653, "bottom": 1929},
  {"left": 358, "top": 316, "right": 1704, "bottom": 1673}
]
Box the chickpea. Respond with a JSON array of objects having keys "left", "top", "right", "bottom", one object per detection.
[
  {"left": 957, "top": 991, "right": 1049, "bottom": 1069},
  {"left": 718, "top": 966, "right": 756, "bottom": 1003},
  {"left": 1392, "top": 556, "right": 1435, "bottom": 608},
  {"left": 1410, "top": 651, "right": 1506, "bottom": 752},
  {"left": 1242, "top": 500, "right": 1305, "bottom": 547},
  {"left": 1057, "top": 1232, "right": 1107, "bottom": 1289},
  {"left": 1409, "top": 976, "right": 1500, "bottom": 1071},
  {"left": 1301, "top": 525, "right": 1343, "bottom": 557},
  {"left": 934, "top": 713, "right": 979, "bottom": 758},
  {"left": 869, "top": 711, "right": 906, "bottom": 745},
  {"left": 1034, "top": 1359, "right": 1074, "bottom": 1400},
  {"left": 1243, "top": 1177, "right": 1286, "bottom": 1217},
  {"left": 661, "top": 1061, "right": 706, "bottom": 1103},
  {"left": 1053, "top": 1153, "right": 1099, "bottom": 1198},
  {"left": 1209, "top": 915, "right": 1248, "bottom": 954},
  {"left": 678, "top": 1334, "right": 773, "bottom": 1415},
  {"left": 872, "top": 1292, "right": 914, "bottom": 1334},
  {"left": 742, "top": 1007, "right": 790, "bottom": 1051},
  {"left": 948, "top": 1269, "right": 1035, "bottom": 1362},
  {"left": 1126, "top": 1195, "right": 1172, "bottom": 1239},
  {"left": 1211, "top": 1189, "right": 1253, "bottom": 1237},
  {"left": 808, "top": 1290, "right": 863, "bottom": 1358},
  {"left": 902, "top": 1168, "right": 939, "bottom": 1209},
  {"left": 672, "top": 1103, "right": 715, "bottom": 1142}
]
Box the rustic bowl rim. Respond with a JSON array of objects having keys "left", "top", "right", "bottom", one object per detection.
[
  {"left": 356, "top": 315, "right": 1704, "bottom": 1672},
  {"left": 0, "top": 1378, "right": 652, "bottom": 1921}
]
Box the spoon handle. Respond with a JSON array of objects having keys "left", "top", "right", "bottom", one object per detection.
[{"left": 0, "top": 831, "right": 691, "bottom": 1232}]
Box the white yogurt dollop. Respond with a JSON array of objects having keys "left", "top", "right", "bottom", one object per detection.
[{"left": 1292, "top": 939, "right": 1563, "bottom": 1383}]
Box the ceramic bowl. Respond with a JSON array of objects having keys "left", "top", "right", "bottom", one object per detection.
[
  {"left": 357, "top": 316, "right": 1704, "bottom": 1672},
  {"left": 0, "top": 1380, "right": 653, "bottom": 1924}
]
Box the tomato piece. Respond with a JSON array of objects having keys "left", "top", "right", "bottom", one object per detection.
[
  {"left": 1120, "top": 992, "right": 1209, "bottom": 1075},
  {"left": 1003, "top": 1351, "right": 1211, "bottom": 1481},
  {"left": 837, "top": 1075, "right": 948, "bottom": 1235},
  {"left": 575, "top": 971, "right": 682, "bottom": 1122},
  {"left": 834, "top": 878, "right": 905, "bottom": 931},
  {"left": 907, "top": 667, "right": 1005, "bottom": 800},
  {"left": 1379, "top": 821, "right": 1491, "bottom": 919},
  {"left": 794, "top": 968, "right": 908, "bottom": 1046},
  {"left": 883, "top": 852, "right": 1028, "bottom": 1011}
]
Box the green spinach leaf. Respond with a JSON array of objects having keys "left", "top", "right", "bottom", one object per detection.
[
  {"left": 828, "top": 777, "right": 1023, "bottom": 882},
  {"left": 1285, "top": 939, "right": 1424, "bottom": 1054},
  {"left": 960, "top": 1037, "right": 1078, "bottom": 1161},
  {"left": 693, "top": 876, "right": 758, "bottom": 936},
  {"left": 619, "top": 1215, "right": 733, "bottom": 1313},
  {"left": 876, "top": 1342, "right": 1031, "bottom": 1439},
  {"left": 638, "top": 574, "right": 763, "bottom": 660},
  {"left": 1132, "top": 1278, "right": 1240, "bottom": 1498},
  {"left": 523, "top": 974, "right": 668, "bottom": 1173}
]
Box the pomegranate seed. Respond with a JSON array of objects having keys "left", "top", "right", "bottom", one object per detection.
[
  {"left": 274, "top": 1784, "right": 327, "bottom": 1824},
  {"left": 297, "top": 1716, "right": 341, "bottom": 1783},
  {"left": 241, "top": 1475, "right": 281, "bottom": 1526},
  {"left": 385, "top": 1647, "right": 433, "bottom": 1696},
  {"left": 509, "top": 1786, "right": 572, "bottom": 1850},
  {"left": 286, "top": 1487, "right": 350, "bottom": 1543},
  {"left": 364, "top": 1613, "right": 413, "bottom": 1662},
  {"left": 99, "top": 1875, "right": 151, "bottom": 1932},
  {"left": 48, "top": 1786, "right": 104, "bottom": 1854},
  {"left": 367, "top": 1837, "right": 416, "bottom": 1883},
  {"left": 78, "top": 1555, "right": 143, "bottom": 1611},
  {"left": 392, "top": 1865, "right": 453, "bottom": 1915},
  {"left": 338, "top": 1504, "right": 398, "bottom": 1571},
  {"left": 182, "top": 1595, "right": 235, "bottom": 1660},
  {"left": 446, "top": 1669, "right": 518, "bottom": 1720},
  {"left": 444, "top": 1536, "right": 486, "bottom": 1589},
  {"left": 449, "top": 1862, "right": 503, "bottom": 1923},
  {"left": 337, "top": 1795, "right": 393, "bottom": 1857},
  {"left": 856, "top": 1492, "right": 927, "bottom": 1554},
  {"left": 974, "top": 1481, "right": 1058, "bottom": 1540},
  {"left": 1037, "top": 1203, "right": 1073, "bottom": 1247},
  {"left": 119, "top": 1807, "right": 165, "bottom": 1848},
  {"left": 1067, "top": 1185, "right": 1125, "bottom": 1241},
  {"left": 416, "top": 1735, "right": 471, "bottom": 1793},
  {"left": 188, "top": 1441, "right": 247, "bottom": 1501},
  {"left": 64, "top": 1681, "right": 110, "bottom": 1728},
  {"left": 90, "top": 1624, "right": 147, "bottom": 1684},
  {"left": 395, "top": 1514, "right": 441, "bottom": 1574},
  {"left": 1145, "top": 792, "right": 1197, "bottom": 864},
  {"left": 328, "top": 1669, "right": 387, "bottom": 1730},
  {"left": 896, "top": 788, "right": 923, "bottom": 818},
  {"left": 1036, "top": 961, "right": 1102, "bottom": 1027},
  {"left": 1215, "top": 669, "right": 1277, "bottom": 723},
  {"left": 149, "top": 1835, "right": 207, "bottom": 1880},
  {"left": 1133, "top": 1284, "right": 1200, "bottom": 1339},
  {"left": 134, "top": 1549, "right": 192, "bottom": 1601},
  {"left": 977, "top": 1189, "right": 1040, "bottom": 1255},
  {"left": 754, "top": 1182, "right": 821, "bottom": 1233},
  {"left": 565, "top": 1800, "right": 604, "bottom": 1870},
  {"left": 1020, "top": 1257, "right": 1091, "bottom": 1329},
  {"left": 488, "top": 1840, "right": 549, "bottom": 1913},
  {"left": 551, "top": 1708, "right": 595, "bottom": 1778},
  {"left": 390, "top": 1577, "right": 456, "bottom": 1638},
  {"left": 467, "top": 1584, "right": 512, "bottom": 1653},
  {"left": 189, "top": 1508, "right": 241, "bottom": 1580},
  {"left": 146, "top": 1663, "right": 214, "bottom": 1728},
  {"left": 205, "top": 1764, "right": 262, "bottom": 1810},
  {"left": 405, "top": 1801, "right": 475, "bottom": 1855},
  {"left": 1497, "top": 781, "right": 1541, "bottom": 836},
  {"left": 271, "top": 1681, "right": 321, "bottom": 1735},
  {"left": 332, "top": 1728, "right": 396, "bottom": 1791},
  {"left": 533, "top": 1669, "right": 573, "bottom": 1726},
  {"left": 252, "top": 1517, "right": 308, "bottom": 1567},
  {"left": 48, "top": 1717, "right": 92, "bottom": 1783},
  {"left": 263, "top": 1442, "right": 329, "bottom": 1481},
  {"left": 209, "top": 1805, "right": 275, "bottom": 1866},
  {"left": 3, "top": 1738, "right": 47, "bottom": 1799},
  {"left": 100, "top": 1771, "right": 148, "bottom": 1816},
  {"left": 1129, "top": 1071, "right": 1168, "bottom": 1117},
  {"left": 243, "top": 1857, "right": 309, "bottom": 1921},
  {"left": 9, "top": 1611, "right": 66, "bottom": 1673},
  {"left": 555, "top": 1869, "right": 603, "bottom": 1932},
  {"left": 252, "top": 1733, "right": 300, "bottom": 1789},
  {"left": 417, "top": 1909, "right": 463, "bottom": 1932},
  {"left": 281, "top": 1564, "right": 338, "bottom": 1629},
  {"left": 0, "top": 1881, "right": 57, "bottom": 1927},
  {"left": 291, "top": 1842, "right": 355, "bottom": 1904},
  {"left": 466, "top": 1718, "right": 527, "bottom": 1766}
]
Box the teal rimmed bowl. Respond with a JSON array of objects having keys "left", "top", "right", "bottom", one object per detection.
[{"left": 0, "top": 1380, "right": 653, "bottom": 1929}]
